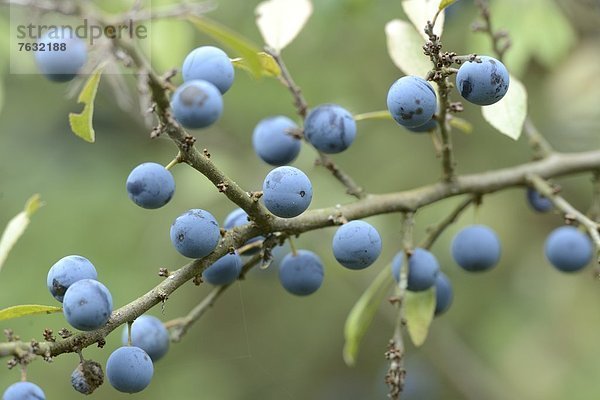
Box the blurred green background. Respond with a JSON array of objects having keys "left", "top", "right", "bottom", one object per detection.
[{"left": 1, "top": 0, "right": 600, "bottom": 399}]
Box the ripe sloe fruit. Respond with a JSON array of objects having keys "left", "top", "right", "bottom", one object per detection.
[
  {"left": 451, "top": 225, "right": 501, "bottom": 272},
  {"left": 170, "top": 209, "right": 220, "bottom": 258},
  {"left": 304, "top": 104, "right": 356, "bottom": 154},
  {"left": 62, "top": 279, "right": 113, "bottom": 331},
  {"left": 252, "top": 116, "right": 301, "bottom": 165},
  {"left": 106, "top": 346, "right": 154, "bottom": 393},
  {"left": 456, "top": 56, "right": 509, "bottom": 106},
  {"left": 391, "top": 248, "right": 440, "bottom": 291},
  {"left": 262, "top": 166, "right": 313, "bottom": 218},
  {"left": 170, "top": 80, "right": 223, "bottom": 129},
  {"left": 332, "top": 220, "right": 382, "bottom": 270},
  {"left": 47, "top": 255, "right": 97, "bottom": 302},
  {"left": 279, "top": 250, "right": 324, "bottom": 296},
  {"left": 387, "top": 76, "right": 437, "bottom": 128}
]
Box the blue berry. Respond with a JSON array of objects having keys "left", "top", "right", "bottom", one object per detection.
[
  {"left": 387, "top": 76, "right": 437, "bottom": 128},
  {"left": 2, "top": 382, "right": 45, "bottom": 400},
  {"left": 223, "top": 208, "right": 263, "bottom": 254},
  {"left": 252, "top": 116, "right": 301, "bottom": 165},
  {"left": 71, "top": 359, "right": 104, "bottom": 395},
  {"left": 121, "top": 315, "right": 170, "bottom": 362},
  {"left": 47, "top": 255, "right": 97, "bottom": 302},
  {"left": 332, "top": 220, "right": 382, "bottom": 270},
  {"left": 182, "top": 46, "right": 234, "bottom": 94},
  {"left": 170, "top": 209, "right": 220, "bottom": 258},
  {"left": 126, "top": 162, "right": 175, "bottom": 209},
  {"left": 526, "top": 188, "right": 553, "bottom": 213},
  {"left": 406, "top": 117, "right": 438, "bottom": 133},
  {"left": 545, "top": 226, "right": 593, "bottom": 272},
  {"left": 170, "top": 80, "right": 223, "bottom": 129},
  {"left": 202, "top": 252, "right": 243, "bottom": 285},
  {"left": 262, "top": 166, "right": 313, "bottom": 218},
  {"left": 433, "top": 272, "right": 453, "bottom": 316},
  {"left": 451, "top": 225, "right": 501, "bottom": 272},
  {"left": 279, "top": 250, "right": 324, "bottom": 296},
  {"left": 456, "top": 56, "right": 509, "bottom": 106},
  {"left": 63, "top": 279, "right": 113, "bottom": 331},
  {"left": 106, "top": 346, "right": 154, "bottom": 393},
  {"left": 304, "top": 104, "right": 356, "bottom": 154},
  {"left": 35, "top": 28, "right": 86, "bottom": 82},
  {"left": 304, "top": 104, "right": 357, "bottom": 153},
  {"left": 391, "top": 248, "right": 440, "bottom": 291}
]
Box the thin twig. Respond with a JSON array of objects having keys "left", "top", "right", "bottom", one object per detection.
[
  {"left": 385, "top": 212, "right": 414, "bottom": 399},
  {"left": 266, "top": 48, "right": 367, "bottom": 199},
  {"left": 419, "top": 196, "right": 475, "bottom": 249},
  {"left": 523, "top": 117, "right": 555, "bottom": 160},
  {"left": 527, "top": 174, "right": 600, "bottom": 263},
  {"left": 473, "top": 0, "right": 511, "bottom": 63}
]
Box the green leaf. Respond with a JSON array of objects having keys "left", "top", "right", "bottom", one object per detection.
[
  {"left": 231, "top": 52, "right": 282, "bottom": 78},
  {"left": 404, "top": 288, "right": 435, "bottom": 347},
  {"left": 68, "top": 64, "right": 105, "bottom": 143},
  {"left": 0, "top": 305, "right": 62, "bottom": 321},
  {"left": 438, "top": 0, "right": 458, "bottom": 11},
  {"left": 402, "top": 0, "right": 444, "bottom": 40},
  {"left": 449, "top": 117, "right": 473, "bottom": 134},
  {"left": 188, "top": 16, "right": 263, "bottom": 78},
  {"left": 354, "top": 110, "right": 393, "bottom": 122},
  {"left": 482, "top": 75, "right": 527, "bottom": 140},
  {"left": 255, "top": 0, "right": 313, "bottom": 53},
  {"left": 385, "top": 19, "right": 432, "bottom": 77},
  {"left": 0, "top": 194, "right": 44, "bottom": 272},
  {"left": 343, "top": 266, "right": 395, "bottom": 366}
]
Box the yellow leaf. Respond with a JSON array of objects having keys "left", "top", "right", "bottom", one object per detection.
[
  {"left": 404, "top": 288, "right": 435, "bottom": 347},
  {"left": 231, "top": 52, "right": 282, "bottom": 77},
  {"left": 449, "top": 117, "right": 473, "bottom": 134},
  {"left": 0, "top": 305, "right": 62, "bottom": 321},
  {"left": 0, "top": 194, "right": 44, "bottom": 272},
  {"left": 343, "top": 266, "right": 395, "bottom": 366},
  {"left": 68, "top": 64, "right": 105, "bottom": 143},
  {"left": 439, "top": 0, "right": 459, "bottom": 11}
]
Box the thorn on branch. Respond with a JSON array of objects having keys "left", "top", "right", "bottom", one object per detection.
[
  {"left": 202, "top": 148, "right": 211, "bottom": 158},
  {"left": 158, "top": 268, "right": 170, "bottom": 277},
  {"left": 42, "top": 329, "right": 55, "bottom": 343},
  {"left": 182, "top": 135, "right": 196, "bottom": 152},
  {"left": 217, "top": 182, "right": 229, "bottom": 193},
  {"left": 58, "top": 328, "right": 72, "bottom": 339},
  {"left": 192, "top": 275, "right": 203, "bottom": 286}
]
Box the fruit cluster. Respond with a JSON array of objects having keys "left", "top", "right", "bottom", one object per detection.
[{"left": 4, "top": 19, "right": 595, "bottom": 398}]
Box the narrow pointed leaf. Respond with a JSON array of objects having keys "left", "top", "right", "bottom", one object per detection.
[
  {"left": 68, "top": 64, "right": 105, "bottom": 143},
  {"left": 0, "top": 194, "right": 43, "bottom": 272},
  {"left": 482, "top": 75, "right": 527, "bottom": 140},
  {"left": 0, "top": 305, "right": 62, "bottom": 321},
  {"left": 343, "top": 266, "right": 395, "bottom": 366},
  {"left": 404, "top": 288, "right": 435, "bottom": 347},
  {"left": 255, "top": 0, "right": 313, "bottom": 52},
  {"left": 188, "top": 16, "right": 263, "bottom": 78}
]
